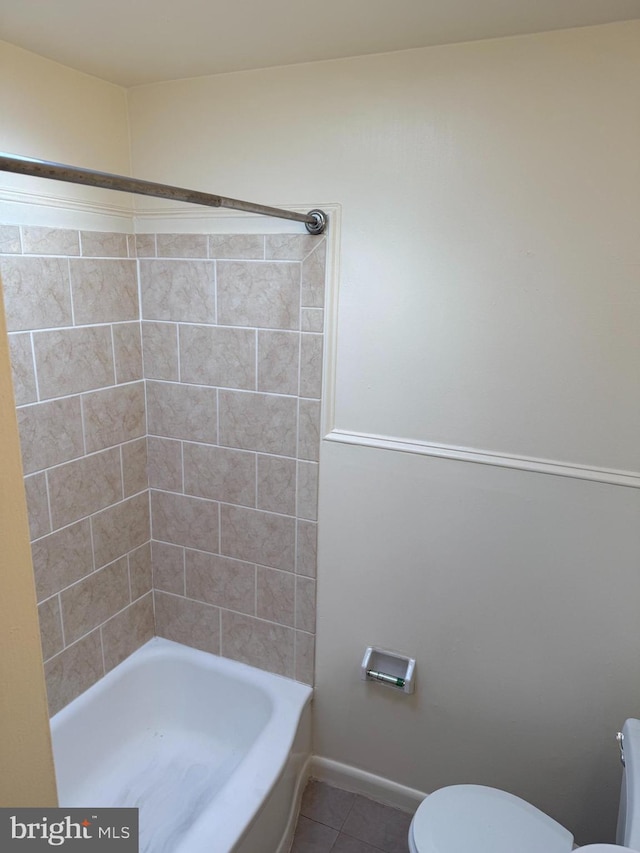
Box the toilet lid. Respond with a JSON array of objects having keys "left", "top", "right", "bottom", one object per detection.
[{"left": 411, "top": 785, "right": 574, "bottom": 853}]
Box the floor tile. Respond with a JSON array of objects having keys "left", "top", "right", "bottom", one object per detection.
[
  {"left": 332, "top": 834, "right": 386, "bottom": 853},
  {"left": 290, "top": 815, "right": 339, "bottom": 853},
  {"left": 341, "top": 795, "right": 412, "bottom": 853},
  {"left": 300, "top": 779, "right": 356, "bottom": 830}
]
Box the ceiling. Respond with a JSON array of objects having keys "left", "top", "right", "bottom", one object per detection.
[{"left": 2, "top": 0, "right": 640, "bottom": 87}]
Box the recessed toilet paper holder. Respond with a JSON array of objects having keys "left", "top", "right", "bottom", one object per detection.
[{"left": 361, "top": 646, "right": 416, "bottom": 694}]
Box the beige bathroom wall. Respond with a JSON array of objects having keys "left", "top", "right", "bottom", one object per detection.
[
  {"left": 0, "top": 272, "right": 57, "bottom": 806},
  {"left": 0, "top": 225, "right": 153, "bottom": 715},
  {"left": 0, "top": 40, "right": 132, "bottom": 229},
  {"left": 127, "top": 22, "right": 640, "bottom": 843},
  {"left": 127, "top": 21, "right": 640, "bottom": 475}
]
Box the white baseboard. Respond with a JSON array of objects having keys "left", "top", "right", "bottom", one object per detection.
[{"left": 309, "top": 756, "right": 428, "bottom": 814}]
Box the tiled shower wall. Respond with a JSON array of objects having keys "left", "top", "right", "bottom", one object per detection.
[
  {"left": 0, "top": 224, "right": 324, "bottom": 714},
  {"left": 0, "top": 225, "right": 152, "bottom": 715},
  {"left": 139, "top": 231, "right": 324, "bottom": 685}
]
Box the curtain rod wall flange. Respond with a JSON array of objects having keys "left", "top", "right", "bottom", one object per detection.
[{"left": 0, "top": 153, "right": 327, "bottom": 235}]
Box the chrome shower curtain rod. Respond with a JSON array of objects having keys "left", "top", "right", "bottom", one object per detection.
[{"left": 0, "top": 153, "right": 328, "bottom": 234}]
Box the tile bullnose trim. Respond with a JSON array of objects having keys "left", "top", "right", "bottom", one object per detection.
[{"left": 325, "top": 428, "right": 640, "bottom": 490}]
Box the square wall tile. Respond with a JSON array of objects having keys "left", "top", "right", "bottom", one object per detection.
[
  {"left": 220, "top": 504, "right": 295, "bottom": 571},
  {"left": 113, "top": 322, "right": 143, "bottom": 384},
  {"left": 0, "top": 256, "right": 72, "bottom": 331},
  {"left": 209, "top": 235, "right": 264, "bottom": 260},
  {"left": 257, "top": 566, "right": 295, "bottom": 627},
  {"left": 296, "top": 520, "right": 318, "bottom": 578},
  {"left": 0, "top": 224, "right": 21, "bottom": 253},
  {"left": 139, "top": 259, "right": 215, "bottom": 323},
  {"left": 80, "top": 231, "right": 129, "bottom": 258},
  {"left": 129, "top": 541, "right": 153, "bottom": 600},
  {"left": 82, "top": 382, "right": 146, "bottom": 453},
  {"left": 34, "top": 326, "right": 114, "bottom": 399},
  {"left": 295, "top": 576, "right": 316, "bottom": 633},
  {"left": 298, "top": 399, "right": 321, "bottom": 462},
  {"left": 257, "top": 454, "right": 296, "bottom": 515},
  {"left": 297, "top": 461, "right": 319, "bottom": 521},
  {"left": 151, "top": 540, "right": 185, "bottom": 595},
  {"left": 156, "top": 233, "right": 208, "bottom": 258},
  {"left": 265, "top": 235, "right": 318, "bottom": 261},
  {"left": 221, "top": 610, "right": 294, "bottom": 678},
  {"left": 23, "top": 472, "right": 51, "bottom": 540},
  {"left": 22, "top": 226, "right": 79, "bottom": 256},
  {"left": 8, "top": 333, "right": 37, "bottom": 405},
  {"left": 147, "top": 436, "right": 183, "bottom": 492},
  {"left": 299, "top": 333, "right": 323, "bottom": 399},
  {"left": 257, "top": 330, "right": 300, "bottom": 395},
  {"left": 102, "top": 593, "right": 154, "bottom": 673},
  {"left": 151, "top": 490, "right": 218, "bottom": 554},
  {"left": 179, "top": 324, "right": 256, "bottom": 390},
  {"left": 295, "top": 631, "right": 315, "bottom": 685},
  {"left": 185, "top": 550, "right": 255, "bottom": 615},
  {"left": 154, "top": 591, "right": 220, "bottom": 655},
  {"left": 122, "top": 438, "right": 148, "bottom": 498},
  {"left": 142, "top": 322, "right": 178, "bottom": 381},
  {"left": 47, "top": 446, "right": 123, "bottom": 529},
  {"left": 17, "top": 397, "right": 84, "bottom": 474},
  {"left": 38, "top": 596, "right": 64, "bottom": 662},
  {"left": 217, "top": 261, "right": 300, "bottom": 329},
  {"left": 146, "top": 380, "right": 217, "bottom": 444},
  {"left": 70, "top": 258, "right": 138, "bottom": 324},
  {"left": 92, "top": 493, "right": 150, "bottom": 569},
  {"left": 218, "top": 390, "right": 297, "bottom": 456},
  {"left": 44, "top": 629, "right": 103, "bottom": 716},
  {"left": 132, "top": 234, "right": 156, "bottom": 258},
  {"left": 60, "top": 556, "right": 130, "bottom": 644},
  {"left": 31, "top": 519, "right": 94, "bottom": 602},
  {"left": 301, "top": 308, "right": 324, "bottom": 332},
  {"left": 183, "top": 443, "right": 255, "bottom": 506},
  {"left": 301, "top": 241, "right": 327, "bottom": 308}
]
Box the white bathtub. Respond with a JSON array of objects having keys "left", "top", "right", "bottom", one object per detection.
[{"left": 50, "top": 637, "right": 313, "bottom": 853}]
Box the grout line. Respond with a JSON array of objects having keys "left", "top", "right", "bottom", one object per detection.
[
  {"left": 57, "top": 593, "right": 66, "bottom": 649},
  {"left": 254, "top": 450, "right": 259, "bottom": 509},
  {"left": 110, "top": 324, "right": 118, "bottom": 384},
  {"left": 30, "top": 488, "right": 149, "bottom": 546},
  {"left": 67, "top": 258, "right": 75, "bottom": 326},
  {"left": 29, "top": 331, "right": 41, "bottom": 403},
  {"left": 176, "top": 322, "right": 182, "bottom": 382},
  {"left": 43, "top": 469, "right": 54, "bottom": 534},
  {"left": 153, "top": 588, "right": 298, "bottom": 634},
  {"left": 213, "top": 258, "right": 218, "bottom": 324},
  {"left": 215, "top": 387, "right": 220, "bottom": 445}
]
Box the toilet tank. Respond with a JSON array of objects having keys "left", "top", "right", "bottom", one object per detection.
[{"left": 617, "top": 718, "right": 640, "bottom": 848}]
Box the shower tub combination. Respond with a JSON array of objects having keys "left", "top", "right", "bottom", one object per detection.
[{"left": 51, "top": 638, "right": 313, "bottom": 853}]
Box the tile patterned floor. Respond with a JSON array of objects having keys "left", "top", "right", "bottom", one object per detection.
[{"left": 290, "top": 779, "right": 413, "bottom": 853}]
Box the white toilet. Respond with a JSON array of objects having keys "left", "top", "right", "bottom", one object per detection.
[{"left": 408, "top": 718, "right": 640, "bottom": 852}]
